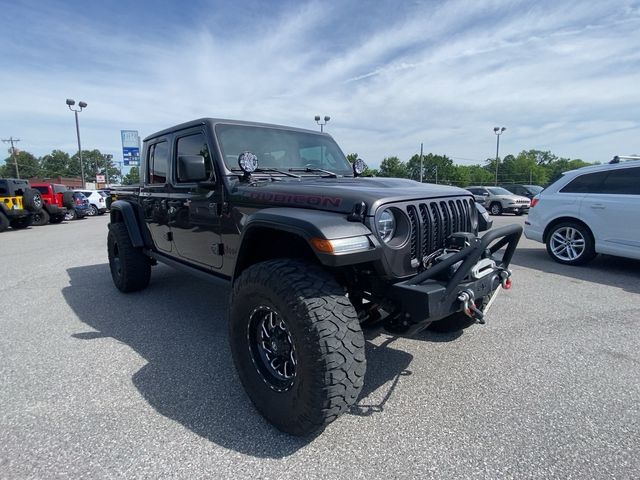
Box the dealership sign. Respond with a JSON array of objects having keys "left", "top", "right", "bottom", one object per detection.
[{"left": 121, "top": 130, "right": 141, "bottom": 166}]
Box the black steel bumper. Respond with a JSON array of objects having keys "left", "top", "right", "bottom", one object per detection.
[
  {"left": 45, "top": 204, "right": 67, "bottom": 215},
  {"left": 389, "top": 224, "right": 522, "bottom": 331}
]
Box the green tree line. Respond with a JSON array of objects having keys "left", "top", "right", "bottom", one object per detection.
[
  {"left": 0, "top": 148, "right": 140, "bottom": 184},
  {"left": 348, "top": 149, "right": 594, "bottom": 186}
]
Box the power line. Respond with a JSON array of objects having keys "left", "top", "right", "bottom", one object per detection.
[{"left": 2, "top": 137, "right": 21, "bottom": 178}]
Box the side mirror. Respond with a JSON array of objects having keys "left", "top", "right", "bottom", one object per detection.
[
  {"left": 178, "top": 155, "right": 207, "bottom": 182},
  {"left": 476, "top": 203, "right": 493, "bottom": 232}
]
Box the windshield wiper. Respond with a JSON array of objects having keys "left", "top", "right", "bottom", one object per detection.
[
  {"left": 288, "top": 167, "right": 338, "bottom": 178},
  {"left": 231, "top": 167, "right": 300, "bottom": 178}
]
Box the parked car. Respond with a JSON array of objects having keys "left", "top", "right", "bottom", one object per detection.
[
  {"left": 465, "top": 186, "right": 531, "bottom": 215},
  {"left": 524, "top": 160, "right": 640, "bottom": 265},
  {"left": 30, "top": 182, "right": 72, "bottom": 225},
  {"left": 0, "top": 178, "right": 43, "bottom": 232},
  {"left": 74, "top": 189, "right": 107, "bottom": 216},
  {"left": 64, "top": 192, "right": 90, "bottom": 220},
  {"left": 500, "top": 184, "right": 544, "bottom": 199}
]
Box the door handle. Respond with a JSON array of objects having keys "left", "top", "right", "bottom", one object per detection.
[{"left": 590, "top": 204, "right": 605, "bottom": 209}]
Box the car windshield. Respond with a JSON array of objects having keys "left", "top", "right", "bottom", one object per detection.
[
  {"left": 488, "top": 187, "right": 513, "bottom": 195},
  {"left": 525, "top": 185, "right": 543, "bottom": 194},
  {"left": 215, "top": 124, "right": 353, "bottom": 176}
]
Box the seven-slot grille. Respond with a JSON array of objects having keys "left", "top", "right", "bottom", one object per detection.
[{"left": 405, "top": 197, "right": 475, "bottom": 266}]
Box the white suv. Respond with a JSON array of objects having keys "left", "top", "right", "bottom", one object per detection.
[{"left": 524, "top": 160, "right": 640, "bottom": 265}]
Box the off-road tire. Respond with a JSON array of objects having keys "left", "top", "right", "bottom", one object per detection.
[
  {"left": 62, "top": 191, "right": 74, "bottom": 209},
  {"left": 0, "top": 213, "right": 9, "bottom": 232},
  {"left": 545, "top": 221, "right": 596, "bottom": 266},
  {"left": 490, "top": 202, "right": 502, "bottom": 216},
  {"left": 31, "top": 209, "right": 50, "bottom": 226},
  {"left": 9, "top": 216, "right": 32, "bottom": 230},
  {"left": 107, "top": 222, "right": 151, "bottom": 293},
  {"left": 23, "top": 188, "right": 43, "bottom": 212},
  {"left": 229, "top": 259, "right": 366, "bottom": 436},
  {"left": 64, "top": 208, "right": 77, "bottom": 221}
]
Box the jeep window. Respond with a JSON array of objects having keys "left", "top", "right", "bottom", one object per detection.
[
  {"left": 176, "top": 133, "right": 213, "bottom": 182},
  {"left": 34, "top": 186, "right": 49, "bottom": 194},
  {"left": 149, "top": 141, "right": 169, "bottom": 184},
  {"left": 560, "top": 171, "right": 607, "bottom": 193},
  {"left": 600, "top": 167, "right": 640, "bottom": 195},
  {"left": 215, "top": 124, "right": 352, "bottom": 176}
]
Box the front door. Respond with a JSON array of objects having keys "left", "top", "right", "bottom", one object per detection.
[
  {"left": 169, "top": 129, "right": 224, "bottom": 269},
  {"left": 142, "top": 138, "right": 173, "bottom": 253}
]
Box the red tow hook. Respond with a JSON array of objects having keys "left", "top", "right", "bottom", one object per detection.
[
  {"left": 499, "top": 270, "right": 512, "bottom": 290},
  {"left": 504, "top": 278, "right": 512, "bottom": 290}
]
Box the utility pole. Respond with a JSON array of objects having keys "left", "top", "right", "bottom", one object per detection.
[
  {"left": 105, "top": 154, "right": 113, "bottom": 188},
  {"left": 435, "top": 165, "right": 438, "bottom": 184},
  {"left": 2, "top": 137, "right": 21, "bottom": 178},
  {"left": 419, "top": 142, "right": 424, "bottom": 182}
]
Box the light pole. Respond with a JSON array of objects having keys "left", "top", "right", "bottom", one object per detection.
[
  {"left": 66, "top": 99, "right": 88, "bottom": 188},
  {"left": 493, "top": 126, "right": 506, "bottom": 185},
  {"left": 314, "top": 115, "right": 330, "bottom": 132}
]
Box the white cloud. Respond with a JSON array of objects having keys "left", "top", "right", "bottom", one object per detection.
[{"left": 1, "top": 0, "right": 639, "bottom": 167}]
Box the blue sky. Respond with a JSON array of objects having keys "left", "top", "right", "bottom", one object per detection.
[{"left": 1, "top": 0, "right": 639, "bottom": 170}]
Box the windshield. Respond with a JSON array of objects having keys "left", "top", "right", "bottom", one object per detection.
[
  {"left": 215, "top": 124, "right": 353, "bottom": 176},
  {"left": 487, "top": 187, "right": 513, "bottom": 195}
]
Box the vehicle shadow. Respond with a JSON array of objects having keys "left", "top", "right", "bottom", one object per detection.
[
  {"left": 511, "top": 247, "right": 640, "bottom": 294},
  {"left": 62, "top": 264, "right": 421, "bottom": 458}
]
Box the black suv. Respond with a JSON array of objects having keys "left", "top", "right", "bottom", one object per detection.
[
  {"left": 0, "top": 178, "right": 43, "bottom": 232},
  {"left": 107, "top": 118, "right": 522, "bottom": 435},
  {"left": 500, "top": 184, "right": 544, "bottom": 199}
]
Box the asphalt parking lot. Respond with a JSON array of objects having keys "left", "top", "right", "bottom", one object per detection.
[{"left": 1, "top": 214, "right": 639, "bottom": 479}]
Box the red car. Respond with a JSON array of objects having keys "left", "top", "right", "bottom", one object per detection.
[{"left": 30, "top": 183, "right": 72, "bottom": 225}]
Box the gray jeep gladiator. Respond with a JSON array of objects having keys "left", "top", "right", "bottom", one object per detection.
[{"left": 107, "top": 118, "right": 522, "bottom": 435}]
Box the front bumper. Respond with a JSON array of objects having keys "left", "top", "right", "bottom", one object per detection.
[
  {"left": 504, "top": 205, "right": 529, "bottom": 213},
  {"left": 389, "top": 224, "right": 522, "bottom": 333}
]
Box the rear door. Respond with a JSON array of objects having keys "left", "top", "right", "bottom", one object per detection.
[
  {"left": 168, "top": 128, "right": 224, "bottom": 269},
  {"left": 141, "top": 138, "right": 173, "bottom": 253},
  {"left": 579, "top": 166, "right": 640, "bottom": 258}
]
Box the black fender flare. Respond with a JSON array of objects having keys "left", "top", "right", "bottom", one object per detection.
[
  {"left": 109, "top": 200, "right": 147, "bottom": 248},
  {"left": 237, "top": 208, "right": 380, "bottom": 273}
]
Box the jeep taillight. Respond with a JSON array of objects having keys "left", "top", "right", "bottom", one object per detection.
[
  {"left": 530, "top": 197, "right": 539, "bottom": 208},
  {"left": 75, "top": 198, "right": 82, "bottom": 205}
]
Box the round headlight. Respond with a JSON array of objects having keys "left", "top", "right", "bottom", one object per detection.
[{"left": 377, "top": 209, "right": 396, "bottom": 242}]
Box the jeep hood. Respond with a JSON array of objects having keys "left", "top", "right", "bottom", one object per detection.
[{"left": 231, "top": 177, "right": 473, "bottom": 214}]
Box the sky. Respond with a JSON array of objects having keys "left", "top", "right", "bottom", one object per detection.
[{"left": 1, "top": 0, "right": 639, "bottom": 170}]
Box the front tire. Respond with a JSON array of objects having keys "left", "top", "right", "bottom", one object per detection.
[
  {"left": 88, "top": 205, "right": 98, "bottom": 216},
  {"left": 107, "top": 223, "right": 151, "bottom": 292},
  {"left": 490, "top": 202, "right": 503, "bottom": 216},
  {"left": 546, "top": 222, "right": 596, "bottom": 265},
  {"left": 229, "top": 259, "right": 366, "bottom": 436}
]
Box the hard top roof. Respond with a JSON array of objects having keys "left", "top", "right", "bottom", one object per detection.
[{"left": 144, "top": 118, "right": 328, "bottom": 142}]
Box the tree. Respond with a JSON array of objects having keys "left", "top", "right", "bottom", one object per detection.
[
  {"left": 378, "top": 156, "right": 408, "bottom": 178},
  {"left": 346, "top": 153, "right": 358, "bottom": 164},
  {"left": 122, "top": 167, "right": 140, "bottom": 185},
  {"left": 40, "top": 150, "right": 72, "bottom": 177},
  {"left": 70, "top": 149, "right": 116, "bottom": 182},
  {"left": 0, "top": 150, "right": 41, "bottom": 178}
]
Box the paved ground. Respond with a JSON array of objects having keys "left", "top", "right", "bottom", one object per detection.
[{"left": 1, "top": 214, "right": 639, "bottom": 479}]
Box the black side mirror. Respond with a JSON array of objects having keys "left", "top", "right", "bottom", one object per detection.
[
  {"left": 476, "top": 203, "right": 493, "bottom": 232},
  {"left": 178, "top": 155, "right": 207, "bottom": 182}
]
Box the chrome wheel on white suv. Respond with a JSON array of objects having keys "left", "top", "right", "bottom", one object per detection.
[{"left": 546, "top": 222, "right": 596, "bottom": 266}]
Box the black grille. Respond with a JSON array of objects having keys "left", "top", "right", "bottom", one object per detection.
[{"left": 407, "top": 198, "right": 475, "bottom": 266}]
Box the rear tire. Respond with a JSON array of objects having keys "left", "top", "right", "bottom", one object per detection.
[
  {"left": 229, "top": 259, "right": 366, "bottom": 436},
  {"left": 23, "top": 189, "right": 43, "bottom": 211},
  {"left": 62, "top": 191, "right": 74, "bottom": 209},
  {"left": 0, "top": 213, "right": 10, "bottom": 232},
  {"left": 545, "top": 221, "right": 596, "bottom": 266},
  {"left": 490, "top": 202, "right": 502, "bottom": 216},
  {"left": 31, "top": 209, "right": 50, "bottom": 226},
  {"left": 107, "top": 222, "right": 151, "bottom": 292}
]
